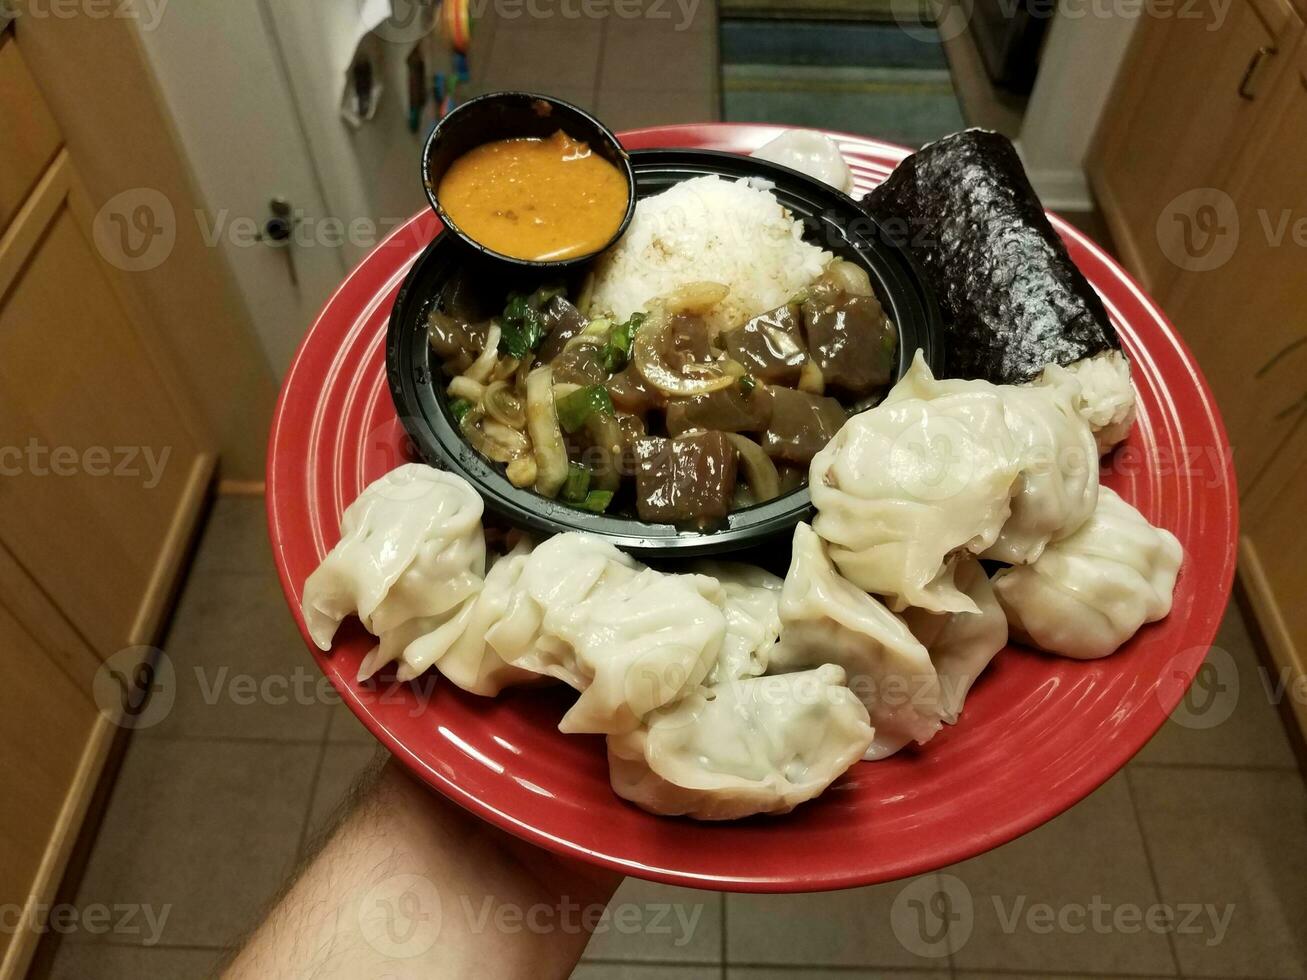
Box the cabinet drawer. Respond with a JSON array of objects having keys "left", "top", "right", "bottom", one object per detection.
[{"left": 0, "top": 34, "right": 62, "bottom": 235}]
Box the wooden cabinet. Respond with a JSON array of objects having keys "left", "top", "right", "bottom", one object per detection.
[
  {"left": 0, "top": 28, "right": 215, "bottom": 979},
  {"left": 1088, "top": 0, "right": 1303, "bottom": 296},
  {"left": 1088, "top": 2, "right": 1307, "bottom": 751},
  {"left": 1241, "top": 421, "right": 1307, "bottom": 743},
  {"left": 1158, "top": 37, "right": 1307, "bottom": 493}
]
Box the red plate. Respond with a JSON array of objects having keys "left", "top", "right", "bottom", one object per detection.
[{"left": 267, "top": 124, "right": 1237, "bottom": 892}]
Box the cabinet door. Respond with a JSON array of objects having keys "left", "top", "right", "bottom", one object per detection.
[
  {"left": 1162, "top": 39, "right": 1307, "bottom": 492},
  {"left": 1088, "top": 0, "right": 1298, "bottom": 295},
  {"left": 0, "top": 600, "right": 101, "bottom": 977},
  {"left": 1240, "top": 420, "right": 1307, "bottom": 743},
  {"left": 0, "top": 132, "right": 213, "bottom": 658}
]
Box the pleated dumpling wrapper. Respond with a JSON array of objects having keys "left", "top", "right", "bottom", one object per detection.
[
  {"left": 300, "top": 465, "right": 485, "bottom": 666},
  {"left": 992, "top": 487, "right": 1182, "bottom": 660},
  {"left": 810, "top": 353, "right": 1022, "bottom": 613},
  {"left": 902, "top": 558, "right": 1008, "bottom": 725},
  {"left": 882, "top": 351, "right": 1101, "bottom": 566},
  {"left": 607, "top": 664, "right": 874, "bottom": 820},
  {"left": 771, "top": 523, "right": 944, "bottom": 761}
]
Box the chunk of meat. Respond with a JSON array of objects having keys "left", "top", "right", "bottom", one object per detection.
[
  {"left": 762, "top": 386, "right": 848, "bottom": 465},
  {"left": 634, "top": 431, "right": 739, "bottom": 525},
  {"left": 665, "top": 385, "right": 773, "bottom": 436},
  {"left": 536, "top": 296, "right": 589, "bottom": 363},
  {"left": 551, "top": 340, "right": 608, "bottom": 386},
  {"left": 606, "top": 365, "right": 663, "bottom": 416},
  {"left": 801, "top": 294, "right": 896, "bottom": 396},
  {"left": 661, "top": 313, "right": 713, "bottom": 370},
  {"left": 428, "top": 311, "right": 490, "bottom": 373},
  {"left": 723, "top": 304, "right": 807, "bottom": 385}
]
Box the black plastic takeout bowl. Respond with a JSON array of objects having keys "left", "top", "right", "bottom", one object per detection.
[
  {"left": 421, "top": 91, "right": 637, "bottom": 269},
  {"left": 390, "top": 147, "right": 942, "bottom": 558}
]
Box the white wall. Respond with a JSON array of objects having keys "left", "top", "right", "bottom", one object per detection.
[{"left": 1017, "top": 7, "right": 1141, "bottom": 211}]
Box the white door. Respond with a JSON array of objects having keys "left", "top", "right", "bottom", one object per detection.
[{"left": 133, "top": 0, "right": 354, "bottom": 376}]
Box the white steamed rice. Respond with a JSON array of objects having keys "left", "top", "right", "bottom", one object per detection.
[{"left": 587, "top": 175, "right": 831, "bottom": 330}]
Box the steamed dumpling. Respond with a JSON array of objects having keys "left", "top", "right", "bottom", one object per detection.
[
  {"left": 1042, "top": 351, "right": 1137, "bottom": 455},
  {"left": 607, "top": 665, "right": 874, "bottom": 820},
  {"left": 993, "top": 487, "right": 1183, "bottom": 659},
  {"left": 750, "top": 129, "right": 854, "bottom": 194},
  {"left": 433, "top": 540, "right": 551, "bottom": 694},
  {"left": 692, "top": 561, "right": 784, "bottom": 684},
  {"left": 301, "top": 465, "right": 486, "bottom": 682},
  {"left": 771, "top": 524, "right": 944, "bottom": 761},
  {"left": 487, "top": 532, "right": 641, "bottom": 687},
  {"left": 902, "top": 558, "right": 1008, "bottom": 724},
  {"left": 884, "top": 353, "right": 1100, "bottom": 565},
  {"left": 810, "top": 354, "right": 1021, "bottom": 613},
  {"left": 548, "top": 569, "right": 727, "bottom": 735}
]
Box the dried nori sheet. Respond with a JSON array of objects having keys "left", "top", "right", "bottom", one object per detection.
[{"left": 862, "top": 129, "right": 1120, "bottom": 384}]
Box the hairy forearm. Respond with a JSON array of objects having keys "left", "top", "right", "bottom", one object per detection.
[{"left": 225, "top": 757, "right": 621, "bottom": 979}]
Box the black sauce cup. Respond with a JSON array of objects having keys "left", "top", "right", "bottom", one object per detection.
[
  {"left": 392, "top": 147, "right": 942, "bottom": 559},
  {"left": 421, "top": 91, "right": 637, "bottom": 269}
]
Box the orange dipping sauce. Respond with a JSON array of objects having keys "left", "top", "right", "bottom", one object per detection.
[{"left": 437, "top": 131, "right": 629, "bottom": 262}]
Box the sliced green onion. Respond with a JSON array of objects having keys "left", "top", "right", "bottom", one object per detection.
[
  {"left": 600, "top": 311, "right": 644, "bottom": 373},
  {"left": 577, "top": 489, "right": 614, "bottom": 513},
  {"left": 448, "top": 397, "right": 475, "bottom": 424},
  {"left": 738, "top": 374, "right": 757, "bottom": 395},
  {"left": 560, "top": 462, "right": 592, "bottom": 503},
  {"left": 555, "top": 384, "right": 614, "bottom": 434}
]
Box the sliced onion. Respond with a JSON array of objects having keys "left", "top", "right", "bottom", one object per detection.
[
  {"left": 584, "top": 413, "right": 623, "bottom": 492},
  {"left": 526, "top": 365, "right": 568, "bottom": 497},
  {"left": 725, "top": 433, "right": 780, "bottom": 503},
  {"left": 822, "top": 259, "right": 873, "bottom": 297},
  {"left": 484, "top": 380, "right": 526, "bottom": 429},
  {"left": 461, "top": 407, "right": 526, "bottom": 464},
  {"left": 482, "top": 419, "right": 530, "bottom": 457},
  {"left": 576, "top": 271, "right": 596, "bottom": 315},
  {"left": 447, "top": 375, "right": 486, "bottom": 402},
  {"left": 664, "top": 281, "right": 729, "bottom": 315},
  {"left": 490, "top": 356, "right": 520, "bottom": 383},
  {"left": 798, "top": 359, "right": 825, "bottom": 395},
  {"left": 633, "top": 305, "right": 736, "bottom": 396},
  {"left": 506, "top": 456, "right": 537, "bottom": 488},
  {"left": 464, "top": 321, "right": 502, "bottom": 383}
]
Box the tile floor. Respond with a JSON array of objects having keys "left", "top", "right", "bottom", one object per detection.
[
  {"left": 462, "top": 0, "right": 722, "bottom": 132},
  {"left": 41, "top": 495, "right": 1307, "bottom": 979}
]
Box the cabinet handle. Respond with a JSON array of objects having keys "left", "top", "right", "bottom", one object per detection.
[{"left": 1238, "top": 46, "right": 1276, "bottom": 100}]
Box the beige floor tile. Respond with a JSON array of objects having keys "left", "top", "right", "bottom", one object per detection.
[
  {"left": 186, "top": 495, "right": 272, "bottom": 579},
  {"left": 302, "top": 743, "right": 381, "bottom": 855},
  {"left": 946, "top": 772, "right": 1176, "bottom": 976},
  {"left": 148, "top": 569, "right": 332, "bottom": 743},
  {"left": 1135, "top": 601, "right": 1297, "bottom": 770},
  {"left": 600, "top": 23, "right": 717, "bottom": 92},
  {"left": 326, "top": 700, "right": 381, "bottom": 744},
  {"left": 1130, "top": 766, "right": 1307, "bottom": 978},
  {"left": 484, "top": 25, "right": 604, "bottom": 92},
  {"left": 731, "top": 970, "right": 948, "bottom": 979},
  {"left": 574, "top": 966, "right": 718, "bottom": 979},
  {"left": 725, "top": 875, "right": 950, "bottom": 970},
  {"left": 582, "top": 877, "right": 722, "bottom": 963},
  {"left": 597, "top": 86, "right": 717, "bottom": 131},
  {"left": 73, "top": 738, "right": 318, "bottom": 949},
  {"left": 48, "top": 943, "right": 225, "bottom": 979}
]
